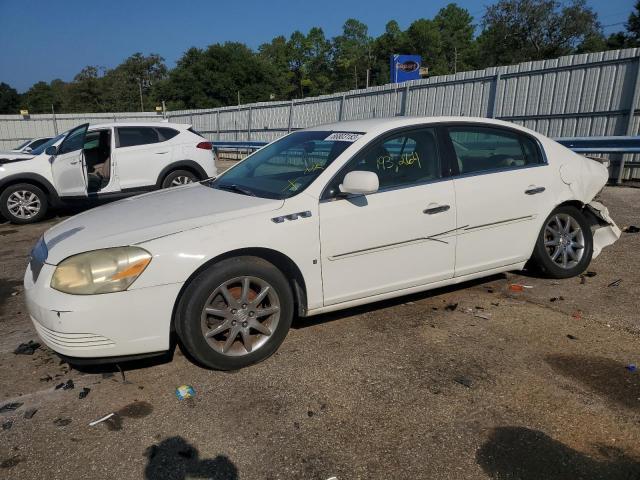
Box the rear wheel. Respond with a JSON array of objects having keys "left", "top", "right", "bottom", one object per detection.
[
  {"left": 175, "top": 256, "right": 294, "bottom": 370},
  {"left": 531, "top": 205, "right": 593, "bottom": 278},
  {"left": 162, "top": 169, "right": 197, "bottom": 188},
  {"left": 0, "top": 183, "right": 49, "bottom": 224}
]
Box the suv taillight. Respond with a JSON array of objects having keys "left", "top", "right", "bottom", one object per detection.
[{"left": 197, "top": 141, "right": 213, "bottom": 150}]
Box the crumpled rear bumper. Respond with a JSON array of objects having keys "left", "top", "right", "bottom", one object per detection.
[{"left": 586, "top": 201, "right": 621, "bottom": 258}]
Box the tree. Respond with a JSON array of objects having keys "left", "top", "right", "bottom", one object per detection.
[
  {"left": 371, "top": 20, "right": 409, "bottom": 85},
  {"left": 434, "top": 3, "right": 478, "bottom": 73},
  {"left": 0, "top": 82, "right": 20, "bottom": 114},
  {"left": 22, "top": 81, "right": 57, "bottom": 113},
  {"left": 332, "top": 19, "right": 373, "bottom": 90},
  {"left": 102, "top": 53, "right": 167, "bottom": 111},
  {"left": 405, "top": 19, "right": 448, "bottom": 75},
  {"left": 628, "top": 1, "right": 640, "bottom": 45},
  {"left": 477, "top": 0, "right": 602, "bottom": 66},
  {"left": 65, "top": 66, "right": 106, "bottom": 112}
]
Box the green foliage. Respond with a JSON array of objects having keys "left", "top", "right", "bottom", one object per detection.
[{"left": 3, "top": 1, "right": 639, "bottom": 114}]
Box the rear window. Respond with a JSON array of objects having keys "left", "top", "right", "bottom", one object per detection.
[
  {"left": 157, "top": 127, "right": 179, "bottom": 141},
  {"left": 188, "top": 127, "right": 204, "bottom": 138}
]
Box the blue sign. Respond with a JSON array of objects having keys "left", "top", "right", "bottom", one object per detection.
[{"left": 390, "top": 54, "right": 423, "bottom": 83}]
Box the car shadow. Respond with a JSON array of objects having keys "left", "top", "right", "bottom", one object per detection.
[
  {"left": 476, "top": 426, "right": 640, "bottom": 479},
  {"left": 144, "top": 436, "right": 238, "bottom": 480},
  {"left": 292, "top": 273, "right": 508, "bottom": 329}
]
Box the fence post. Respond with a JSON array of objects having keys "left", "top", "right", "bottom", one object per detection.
[
  {"left": 216, "top": 110, "right": 220, "bottom": 140},
  {"left": 401, "top": 84, "right": 410, "bottom": 116},
  {"left": 490, "top": 72, "right": 502, "bottom": 118},
  {"left": 338, "top": 94, "right": 346, "bottom": 121},
  {"left": 618, "top": 58, "right": 640, "bottom": 184},
  {"left": 247, "top": 106, "right": 252, "bottom": 141},
  {"left": 287, "top": 100, "right": 294, "bottom": 133}
]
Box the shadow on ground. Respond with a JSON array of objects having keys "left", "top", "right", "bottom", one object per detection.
[
  {"left": 546, "top": 354, "right": 640, "bottom": 410},
  {"left": 476, "top": 426, "right": 640, "bottom": 480},
  {"left": 144, "top": 436, "right": 238, "bottom": 480}
]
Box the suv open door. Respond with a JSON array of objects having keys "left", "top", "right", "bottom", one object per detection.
[{"left": 51, "top": 123, "right": 89, "bottom": 197}]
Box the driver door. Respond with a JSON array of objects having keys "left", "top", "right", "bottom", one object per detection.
[{"left": 51, "top": 123, "right": 89, "bottom": 197}]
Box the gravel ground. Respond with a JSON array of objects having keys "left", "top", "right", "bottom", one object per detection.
[{"left": 0, "top": 184, "right": 639, "bottom": 480}]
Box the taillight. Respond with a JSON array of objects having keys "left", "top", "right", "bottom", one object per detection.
[{"left": 197, "top": 141, "right": 212, "bottom": 150}]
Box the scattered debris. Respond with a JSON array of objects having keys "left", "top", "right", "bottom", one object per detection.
[
  {"left": 626, "top": 364, "right": 637, "bottom": 373},
  {"left": 509, "top": 284, "right": 533, "bottom": 292},
  {"left": 307, "top": 410, "right": 314, "bottom": 417},
  {"left": 454, "top": 376, "right": 473, "bottom": 388},
  {"left": 572, "top": 311, "right": 582, "bottom": 320},
  {"left": 175, "top": 385, "right": 196, "bottom": 400},
  {"left": 566, "top": 334, "right": 578, "bottom": 340},
  {"left": 622, "top": 225, "right": 639, "bottom": 233},
  {"left": 444, "top": 303, "right": 458, "bottom": 312},
  {"left": 474, "top": 312, "right": 491, "bottom": 320},
  {"left": 116, "top": 364, "right": 126, "bottom": 382},
  {"left": 78, "top": 387, "right": 91, "bottom": 400},
  {"left": 39, "top": 375, "right": 53, "bottom": 382},
  {"left": 23, "top": 408, "right": 37, "bottom": 419},
  {"left": 0, "top": 402, "right": 22, "bottom": 413},
  {"left": 55, "top": 379, "right": 74, "bottom": 390},
  {"left": 491, "top": 302, "right": 500, "bottom": 307},
  {"left": 2, "top": 421, "right": 12, "bottom": 431},
  {"left": 13, "top": 340, "right": 40, "bottom": 355},
  {"left": 608, "top": 279, "right": 622, "bottom": 287},
  {"left": 89, "top": 413, "right": 115, "bottom": 426},
  {"left": 53, "top": 418, "right": 71, "bottom": 427},
  {"left": 584, "top": 271, "right": 597, "bottom": 277},
  {"left": 101, "top": 372, "right": 115, "bottom": 379},
  {"left": 550, "top": 296, "right": 564, "bottom": 302}
]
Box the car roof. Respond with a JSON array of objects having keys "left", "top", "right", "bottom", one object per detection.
[
  {"left": 305, "top": 116, "right": 541, "bottom": 138},
  {"left": 88, "top": 122, "right": 190, "bottom": 130}
]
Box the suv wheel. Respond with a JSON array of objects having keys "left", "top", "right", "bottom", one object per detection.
[
  {"left": 530, "top": 205, "right": 593, "bottom": 278},
  {"left": 162, "top": 170, "right": 197, "bottom": 188},
  {"left": 175, "top": 256, "right": 294, "bottom": 370},
  {"left": 0, "top": 183, "right": 49, "bottom": 224}
]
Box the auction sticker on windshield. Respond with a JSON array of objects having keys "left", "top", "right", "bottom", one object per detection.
[{"left": 324, "top": 132, "right": 363, "bottom": 142}]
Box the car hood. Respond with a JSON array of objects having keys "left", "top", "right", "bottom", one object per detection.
[
  {"left": 0, "top": 151, "right": 35, "bottom": 163},
  {"left": 43, "top": 183, "right": 284, "bottom": 264}
]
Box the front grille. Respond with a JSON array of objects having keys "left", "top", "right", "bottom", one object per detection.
[{"left": 33, "top": 321, "right": 115, "bottom": 350}]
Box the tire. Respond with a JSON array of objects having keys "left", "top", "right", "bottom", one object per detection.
[
  {"left": 175, "top": 256, "right": 294, "bottom": 370},
  {"left": 0, "top": 183, "right": 49, "bottom": 224},
  {"left": 161, "top": 169, "right": 198, "bottom": 188},
  {"left": 530, "top": 205, "right": 593, "bottom": 279}
]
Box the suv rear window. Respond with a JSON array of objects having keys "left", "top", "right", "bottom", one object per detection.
[
  {"left": 157, "top": 127, "right": 179, "bottom": 141},
  {"left": 188, "top": 127, "right": 204, "bottom": 138}
]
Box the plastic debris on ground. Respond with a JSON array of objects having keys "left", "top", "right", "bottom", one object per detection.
[
  {"left": 175, "top": 385, "right": 196, "bottom": 400},
  {"left": 550, "top": 296, "right": 565, "bottom": 302},
  {"left": 2, "top": 421, "right": 12, "bottom": 431},
  {"left": 0, "top": 402, "right": 23, "bottom": 413},
  {"left": 78, "top": 387, "right": 90, "bottom": 399},
  {"left": 572, "top": 311, "right": 582, "bottom": 320},
  {"left": 454, "top": 376, "right": 473, "bottom": 388},
  {"left": 13, "top": 340, "right": 41, "bottom": 355},
  {"left": 89, "top": 413, "right": 115, "bottom": 426},
  {"left": 53, "top": 418, "right": 71, "bottom": 427},
  {"left": 509, "top": 284, "right": 533, "bottom": 292},
  {"left": 626, "top": 364, "right": 637, "bottom": 373},
  {"left": 23, "top": 408, "right": 37, "bottom": 419},
  {"left": 608, "top": 279, "right": 622, "bottom": 287},
  {"left": 566, "top": 334, "right": 578, "bottom": 340},
  {"left": 444, "top": 303, "right": 458, "bottom": 312},
  {"left": 622, "top": 225, "right": 639, "bottom": 233},
  {"left": 55, "top": 379, "right": 74, "bottom": 390}
]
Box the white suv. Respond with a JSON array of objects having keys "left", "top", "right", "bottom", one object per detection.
[{"left": 0, "top": 122, "right": 217, "bottom": 224}]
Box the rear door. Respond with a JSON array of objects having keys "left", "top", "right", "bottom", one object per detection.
[
  {"left": 51, "top": 123, "right": 89, "bottom": 197},
  {"left": 444, "top": 124, "right": 555, "bottom": 277},
  {"left": 114, "top": 126, "right": 173, "bottom": 189}
]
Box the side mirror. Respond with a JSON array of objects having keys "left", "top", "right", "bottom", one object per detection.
[
  {"left": 339, "top": 171, "right": 379, "bottom": 196},
  {"left": 24, "top": 147, "right": 32, "bottom": 153},
  {"left": 45, "top": 146, "right": 58, "bottom": 156}
]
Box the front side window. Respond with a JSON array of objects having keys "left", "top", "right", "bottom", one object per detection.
[
  {"left": 448, "top": 126, "right": 542, "bottom": 175},
  {"left": 210, "top": 131, "right": 358, "bottom": 199},
  {"left": 58, "top": 127, "right": 86, "bottom": 154},
  {"left": 324, "top": 127, "right": 441, "bottom": 198},
  {"left": 117, "top": 127, "right": 160, "bottom": 148}
]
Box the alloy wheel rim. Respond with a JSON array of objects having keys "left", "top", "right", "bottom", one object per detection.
[
  {"left": 200, "top": 276, "right": 280, "bottom": 357},
  {"left": 544, "top": 213, "right": 585, "bottom": 269},
  {"left": 171, "top": 176, "right": 193, "bottom": 186},
  {"left": 7, "top": 190, "right": 41, "bottom": 219}
]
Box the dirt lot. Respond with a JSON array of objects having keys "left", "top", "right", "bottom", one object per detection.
[{"left": 0, "top": 185, "right": 639, "bottom": 480}]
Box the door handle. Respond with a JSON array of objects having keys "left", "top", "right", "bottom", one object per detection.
[
  {"left": 525, "top": 186, "right": 545, "bottom": 195},
  {"left": 70, "top": 161, "right": 79, "bottom": 165},
  {"left": 155, "top": 151, "right": 169, "bottom": 154},
  {"left": 423, "top": 205, "right": 450, "bottom": 215}
]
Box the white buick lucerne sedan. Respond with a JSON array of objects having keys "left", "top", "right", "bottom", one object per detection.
[{"left": 25, "top": 117, "right": 620, "bottom": 370}]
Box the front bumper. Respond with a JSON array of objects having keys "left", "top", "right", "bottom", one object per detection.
[{"left": 24, "top": 263, "right": 183, "bottom": 359}]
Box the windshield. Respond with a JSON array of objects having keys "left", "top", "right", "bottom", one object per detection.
[
  {"left": 31, "top": 133, "right": 65, "bottom": 155},
  {"left": 13, "top": 140, "right": 30, "bottom": 151},
  {"left": 210, "top": 130, "right": 362, "bottom": 199}
]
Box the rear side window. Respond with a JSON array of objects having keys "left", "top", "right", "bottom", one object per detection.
[
  {"left": 188, "top": 127, "right": 204, "bottom": 138},
  {"left": 447, "top": 126, "right": 542, "bottom": 175},
  {"left": 157, "top": 127, "right": 179, "bottom": 141},
  {"left": 117, "top": 127, "right": 160, "bottom": 148}
]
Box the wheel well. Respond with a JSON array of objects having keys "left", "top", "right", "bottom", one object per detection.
[
  {"left": 556, "top": 200, "right": 584, "bottom": 211},
  {"left": 0, "top": 178, "right": 55, "bottom": 202},
  {"left": 170, "top": 248, "right": 308, "bottom": 331},
  {"left": 164, "top": 166, "right": 200, "bottom": 181}
]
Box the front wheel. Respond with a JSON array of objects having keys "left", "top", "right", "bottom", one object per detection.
[
  {"left": 530, "top": 205, "right": 593, "bottom": 278},
  {"left": 175, "top": 256, "right": 294, "bottom": 370},
  {"left": 161, "top": 169, "right": 197, "bottom": 188},
  {"left": 0, "top": 183, "right": 49, "bottom": 224}
]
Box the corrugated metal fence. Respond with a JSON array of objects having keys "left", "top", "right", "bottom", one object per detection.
[{"left": 2, "top": 47, "right": 640, "bottom": 179}]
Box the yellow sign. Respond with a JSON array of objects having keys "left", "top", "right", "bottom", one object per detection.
[{"left": 20, "top": 109, "right": 29, "bottom": 116}]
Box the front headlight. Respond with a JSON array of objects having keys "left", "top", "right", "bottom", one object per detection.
[{"left": 51, "top": 247, "right": 152, "bottom": 295}]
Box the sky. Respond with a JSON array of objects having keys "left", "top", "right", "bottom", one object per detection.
[{"left": 0, "top": 0, "right": 636, "bottom": 92}]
